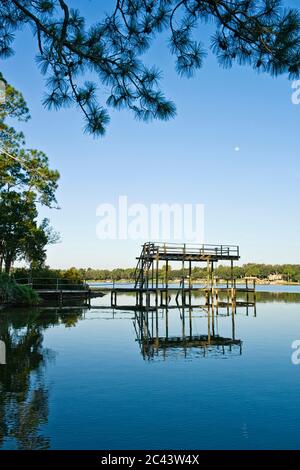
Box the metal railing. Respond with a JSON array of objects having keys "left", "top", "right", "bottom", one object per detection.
[
  {"left": 141, "top": 242, "right": 239, "bottom": 258},
  {"left": 14, "top": 278, "right": 89, "bottom": 291}
]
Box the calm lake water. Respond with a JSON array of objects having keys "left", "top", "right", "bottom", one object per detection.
[{"left": 1, "top": 290, "right": 300, "bottom": 450}]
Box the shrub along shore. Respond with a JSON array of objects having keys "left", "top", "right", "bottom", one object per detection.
[{"left": 0, "top": 274, "right": 40, "bottom": 307}]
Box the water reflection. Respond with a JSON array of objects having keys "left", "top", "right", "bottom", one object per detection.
[
  {"left": 133, "top": 305, "right": 246, "bottom": 361},
  {"left": 2, "top": 290, "right": 300, "bottom": 449},
  {"left": 254, "top": 291, "right": 300, "bottom": 303},
  {"left": 0, "top": 299, "right": 258, "bottom": 448},
  {"left": 0, "top": 308, "right": 84, "bottom": 450}
]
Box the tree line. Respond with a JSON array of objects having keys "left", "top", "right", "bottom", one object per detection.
[{"left": 12, "top": 263, "right": 300, "bottom": 283}]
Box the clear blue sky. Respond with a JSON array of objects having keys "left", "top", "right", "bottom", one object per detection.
[{"left": 2, "top": 0, "right": 300, "bottom": 268}]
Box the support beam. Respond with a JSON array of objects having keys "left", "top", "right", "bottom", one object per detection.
[{"left": 166, "top": 259, "right": 169, "bottom": 306}]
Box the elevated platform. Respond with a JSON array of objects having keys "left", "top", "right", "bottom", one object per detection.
[
  {"left": 137, "top": 242, "right": 240, "bottom": 262},
  {"left": 134, "top": 242, "right": 241, "bottom": 290}
]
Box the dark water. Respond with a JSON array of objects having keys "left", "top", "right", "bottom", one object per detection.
[{"left": 1, "top": 292, "right": 300, "bottom": 450}]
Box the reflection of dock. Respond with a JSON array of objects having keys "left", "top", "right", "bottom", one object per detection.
[
  {"left": 143, "top": 335, "right": 241, "bottom": 348},
  {"left": 134, "top": 305, "right": 243, "bottom": 360}
]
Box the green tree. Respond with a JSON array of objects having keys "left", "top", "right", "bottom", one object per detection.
[
  {"left": 0, "top": 1, "right": 300, "bottom": 135},
  {"left": 62, "top": 267, "right": 82, "bottom": 282},
  {"left": 0, "top": 191, "right": 58, "bottom": 273},
  {"left": 0, "top": 75, "right": 59, "bottom": 273},
  {"left": 0, "top": 73, "right": 59, "bottom": 208},
  {"left": 282, "top": 264, "right": 297, "bottom": 282},
  {"left": 161, "top": 264, "right": 172, "bottom": 283},
  {"left": 244, "top": 263, "right": 262, "bottom": 278}
]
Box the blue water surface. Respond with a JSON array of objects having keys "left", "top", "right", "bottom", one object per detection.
[{"left": 1, "top": 292, "right": 300, "bottom": 450}]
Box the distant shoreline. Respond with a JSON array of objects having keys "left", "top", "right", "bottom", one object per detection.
[{"left": 87, "top": 279, "right": 300, "bottom": 286}]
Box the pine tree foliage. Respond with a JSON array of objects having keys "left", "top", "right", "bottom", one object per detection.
[
  {"left": 0, "top": 74, "right": 60, "bottom": 273},
  {"left": 1, "top": 1, "right": 300, "bottom": 135}
]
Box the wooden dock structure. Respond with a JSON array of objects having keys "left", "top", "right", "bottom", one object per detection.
[
  {"left": 14, "top": 242, "right": 256, "bottom": 310},
  {"left": 99, "top": 242, "right": 256, "bottom": 310}
]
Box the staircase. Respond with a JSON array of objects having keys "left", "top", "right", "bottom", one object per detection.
[{"left": 134, "top": 243, "right": 156, "bottom": 289}]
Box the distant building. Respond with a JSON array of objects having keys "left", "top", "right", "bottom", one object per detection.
[{"left": 268, "top": 273, "right": 283, "bottom": 282}]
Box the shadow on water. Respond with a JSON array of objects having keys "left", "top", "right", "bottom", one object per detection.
[{"left": 0, "top": 308, "right": 84, "bottom": 450}]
